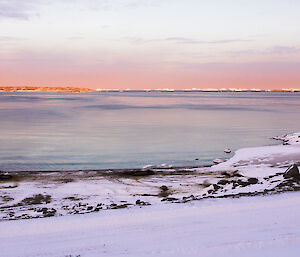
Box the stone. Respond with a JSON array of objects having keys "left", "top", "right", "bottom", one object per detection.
[
  {"left": 217, "top": 179, "right": 230, "bottom": 185},
  {"left": 283, "top": 164, "right": 300, "bottom": 180},
  {"left": 22, "top": 194, "right": 51, "bottom": 205},
  {"left": 136, "top": 199, "right": 150, "bottom": 206},
  {"left": 247, "top": 178, "right": 259, "bottom": 184},
  {"left": 160, "top": 185, "right": 169, "bottom": 191},
  {"left": 161, "top": 197, "right": 178, "bottom": 202},
  {"left": 213, "top": 184, "right": 221, "bottom": 190}
]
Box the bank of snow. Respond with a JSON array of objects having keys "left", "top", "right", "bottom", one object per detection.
[
  {"left": 211, "top": 132, "right": 300, "bottom": 177},
  {"left": 1, "top": 192, "right": 300, "bottom": 257}
]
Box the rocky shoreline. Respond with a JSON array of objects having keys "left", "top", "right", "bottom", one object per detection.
[
  {"left": 1, "top": 132, "right": 300, "bottom": 221},
  {"left": 1, "top": 163, "right": 300, "bottom": 221}
]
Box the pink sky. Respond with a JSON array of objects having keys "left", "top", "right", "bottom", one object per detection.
[
  {"left": 1, "top": 1, "right": 300, "bottom": 90},
  {"left": 2, "top": 61, "right": 300, "bottom": 90}
]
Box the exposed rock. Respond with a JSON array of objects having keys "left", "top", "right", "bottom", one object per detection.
[
  {"left": 21, "top": 194, "right": 51, "bottom": 205},
  {"left": 158, "top": 185, "right": 170, "bottom": 197},
  {"left": 221, "top": 171, "right": 243, "bottom": 178},
  {"left": 161, "top": 197, "right": 178, "bottom": 202},
  {"left": 42, "top": 208, "right": 56, "bottom": 217},
  {"left": 160, "top": 185, "right": 169, "bottom": 191},
  {"left": 283, "top": 164, "right": 300, "bottom": 180},
  {"left": 122, "top": 169, "right": 155, "bottom": 176},
  {"left": 110, "top": 203, "right": 132, "bottom": 209},
  {"left": 213, "top": 184, "right": 221, "bottom": 190},
  {"left": 217, "top": 179, "right": 230, "bottom": 185},
  {"left": 234, "top": 180, "right": 249, "bottom": 187},
  {"left": 247, "top": 178, "right": 259, "bottom": 184},
  {"left": 181, "top": 195, "right": 196, "bottom": 203},
  {"left": 136, "top": 200, "right": 151, "bottom": 206},
  {"left": 0, "top": 174, "right": 13, "bottom": 181},
  {"left": 36, "top": 207, "right": 56, "bottom": 217}
]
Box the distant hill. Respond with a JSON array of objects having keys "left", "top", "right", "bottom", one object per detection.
[{"left": 0, "top": 87, "right": 95, "bottom": 93}]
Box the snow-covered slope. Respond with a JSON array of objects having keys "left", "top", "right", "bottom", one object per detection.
[{"left": 1, "top": 193, "right": 300, "bottom": 257}]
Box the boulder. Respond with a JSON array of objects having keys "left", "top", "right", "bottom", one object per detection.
[
  {"left": 217, "top": 179, "right": 230, "bottom": 185},
  {"left": 283, "top": 164, "right": 300, "bottom": 180},
  {"left": 213, "top": 184, "right": 221, "bottom": 190},
  {"left": 160, "top": 185, "right": 169, "bottom": 191},
  {"left": 247, "top": 178, "right": 259, "bottom": 184}
]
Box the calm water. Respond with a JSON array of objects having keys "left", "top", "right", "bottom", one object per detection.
[{"left": 0, "top": 91, "right": 300, "bottom": 171}]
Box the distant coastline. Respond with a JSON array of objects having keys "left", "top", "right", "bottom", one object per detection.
[
  {"left": 0, "top": 86, "right": 300, "bottom": 93},
  {"left": 0, "top": 86, "right": 94, "bottom": 93}
]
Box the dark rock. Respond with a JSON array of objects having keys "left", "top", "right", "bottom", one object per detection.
[
  {"left": 21, "top": 194, "right": 51, "bottom": 205},
  {"left": 161, "top": 197, "right": 178, "bottom": 202},
  {"left": 247, "top": 178, "right": 259, "bottom": 184},
  {"left": 160, "top": 185, "right": 169, "bottom": 191},
  {"left": 110, "top": 204, "right": 131, "bottom": 209},
  {"left": 221, "top": 171, "right": 243, "bottom": 178},
  {"left": 0, "top": 174, "right": 13, "bottom": 180},
  {"left": 213, "top": 184, "right": 221, "bottom": 190},
  {"left": 158, "top": 191, "right": 169, "bottom": 198},
  {"left": 235, "top": 180, "right": 249, "bottom": 187},
  {"left": 141, "top": 194, "right": 157, "bottom": 197},
  {"left": 121, "top": 169, "right": 155, "bottom": 177},
  {"left": 136, "top": 199, "right": 142, "bottom": 205},
  {"left": 182, "top": 195, "right": 195, "bottom": 202},
  {"left": 283, "top": 164, "right": 300, "bottom": 180},
  {"left": 136, "top": 199, "right": 150, "bottom": 206},
  {"left": 158, "top": 185, "right": 170, "bottom": 197},
  {"left": 221, "top": 172, "right": 231, "bottom": 177},
  {"left": 40, "top": 207, "right": 56, "bottom": 217},
  {"left": 232, "top": 171, "right": 243, "bottom": 177},
  {"left": 217, "top": 179, "right": 230, "bottom": 185}
]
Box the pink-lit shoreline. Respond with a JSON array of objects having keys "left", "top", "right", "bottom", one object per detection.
[{"left": 0, "top": 86, "right": 300, "bottom": 93}]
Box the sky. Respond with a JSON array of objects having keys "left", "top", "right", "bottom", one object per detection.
[{"left": 0, "top": 0, "right": 300, "bottom": 90}]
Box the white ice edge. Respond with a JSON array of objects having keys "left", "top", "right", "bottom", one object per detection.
[{"left": 210, "top": 132, "right": 300, "bottom": 176}]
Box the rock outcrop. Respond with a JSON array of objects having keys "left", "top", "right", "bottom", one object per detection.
[{"left": 283, "top": 164, "right": 300, "bottom": 180}]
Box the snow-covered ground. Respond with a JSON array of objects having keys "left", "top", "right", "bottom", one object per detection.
[
  {"left": 1, "top": 132, "right": 300, "bottom": 256},
  {"left": 1, "top": 192, "right": 300, "bottom": 257},
  {"left": 1, "top": 132, "right": 300, "bottom": 220}
]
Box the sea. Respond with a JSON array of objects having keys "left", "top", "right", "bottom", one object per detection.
[{"left": 0, "top": 91, "right": 300, "bottom": 172}]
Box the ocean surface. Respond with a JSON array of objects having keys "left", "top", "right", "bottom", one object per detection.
[{"left": 0, "top": 91, "right": 300, "bottom": 171}]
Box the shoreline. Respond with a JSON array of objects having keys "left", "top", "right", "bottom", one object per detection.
[{"left": 1, "top": 132, "right": 300, "bottom": 221}]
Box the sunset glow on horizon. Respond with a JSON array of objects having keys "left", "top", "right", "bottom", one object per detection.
[{"left": 1, "top": 0, "right": 300, "bottom": 90}]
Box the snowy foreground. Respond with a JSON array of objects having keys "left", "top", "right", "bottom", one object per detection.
[
  {"left": 1, "top": 132, "right": 300, "bottom": 256},
  {"left": 1, "top": 192, "right": 300, "bottom": 257}
]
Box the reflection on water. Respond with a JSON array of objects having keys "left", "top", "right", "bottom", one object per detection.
[{"left": 0, "top": 91, "right": 300, "bottom": 171}]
